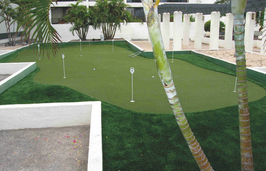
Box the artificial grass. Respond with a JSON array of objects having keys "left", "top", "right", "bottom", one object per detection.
[
  {"left": 1, "top": 68, "right": 266, "bottom": 170},
  {"left": 1, "top": 41, "right": 266, "bottom": 170},
  {"left": 6, "top": 42, "right": 266, "bottom": 113},
  {"left": 0, "top": 68, "right": 94, "bottom": 104}
]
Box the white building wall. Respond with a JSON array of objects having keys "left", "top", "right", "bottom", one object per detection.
[
  {"left": 189, "top": 0, "right": 216, "bottom": 3},
  {"left": 0, "top": 24, "right": 7, "bottom": 34},
  {"left": 52, "top": 21, "right": 196, "bottom": 43},
  {"left": 0, "top": 1, "right": 263, "bottom": 50}
]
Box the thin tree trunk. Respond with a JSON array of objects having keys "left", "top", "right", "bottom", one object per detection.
[
  {"left": 233, "top": 13, "right": 254, "bottom": 171},
  {"left": 142, "top": 1, "right": 213, "bottom": 170},
  {"left": 5, "top": 17, "right": 12, "bottom": 46},
  {"left": 111, "top": 25, "right": 116, "bottom": 39},
  {"left": 231, "top": 0, "right": 254, "bottom": 170}
]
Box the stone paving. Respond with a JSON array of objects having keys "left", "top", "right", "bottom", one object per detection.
[{"left": 131, "top": 40, "right": 266, "bottom": 68}]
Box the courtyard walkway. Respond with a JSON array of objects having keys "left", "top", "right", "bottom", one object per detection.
[
  {"left": 131, "top": 40, "right": 211, "bottom": 51},
  {"left": 130, "top": 40, "right": 266, "bottom": 68}
]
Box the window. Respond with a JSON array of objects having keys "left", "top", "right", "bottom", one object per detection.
[{"left": 51, "top": 7, "right": 71, "bottom": 24}]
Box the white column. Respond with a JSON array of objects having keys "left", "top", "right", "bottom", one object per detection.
[
  {"left": 264, "top": 7, "right": 266, "bottom": 26},
  {"left": 159, "top": 14, "right": 162, "bottom": 31},
  {"left": 86, "top": 0, "right": 89, "bottom": 8},
  {"left": 210, "top": 11, "right": 220, "bottom": 50},
  {"left": 261, "top": 8, "right": 266, "bottom": 55},
  {"left": 162, "top": 13, "right": 170, "bottom": 50},
  {"left": 224, "top": 13, "right": 234, "bottom": 49},
  {"left": 173, "top": 11, "right": 182, "bottom": 50},
  {"left": 188, "top": 0, "right": 200, "bottom": 3},
  {"left": 245, "top": 12, "right": 256, "bottom": 52},
  {"left": 183, "top": 14, "right": 190, "bottom": 46},
  {"left": 194, "top": 13, "right": 203, "bottom": 49},
  {"left": 49, "top": 8, "right": 52, "bottom": 24}
]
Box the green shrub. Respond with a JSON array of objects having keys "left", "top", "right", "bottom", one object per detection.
[{"left": 204, "top": 20, "right": 225, "bottom": 32}]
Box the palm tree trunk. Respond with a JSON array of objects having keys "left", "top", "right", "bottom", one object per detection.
[
  {"left": 231, "top": 0, "right": 253, "bottom": 170},
  {"left": 233, "top": 12, "right": 254, "bottom": 171},
  {"left": 111, "top": 25, "right": 117, "bottom": 39},
  {"left": 142, "top": 1, "right": 213, "bottom": 170}
]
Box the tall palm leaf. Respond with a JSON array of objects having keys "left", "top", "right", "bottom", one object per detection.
[
  {"left": 13, "top": 0, "right": 62, "bottom": 57},
  {"left": 142, "top": 0, "right": 213, "bottom": 170},
  {"left": 231, "top": 0, "right": 254, "bottom": 170}
]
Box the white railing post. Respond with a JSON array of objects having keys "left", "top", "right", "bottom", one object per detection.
[
  {"left": 162, "top": 13, "right": 170, "bottom": 49},
  {"left": 183, "top": 14, "right": 190, "bottom": 46},
  {"left": 194, "top": 13, "right": 203, "bottom": 49},
  {"left": 210, "top": 11, "right": 220, "bottom": 50},
  {"left": 245, "top": 12, "right": 256, "bottom": 52},
  {"left": 224, "top": 13, "right": 234, "bottom": 49},
  {"left": 261, "top": 8, "right": 266, "bottom": 55},
  {"left": 173, "top": 11, "right": 182, "bottom": 50}
]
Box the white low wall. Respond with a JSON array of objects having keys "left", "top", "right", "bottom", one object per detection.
[
  {"left": 0, "top": 102, "right": 93, "bottom": 130},
  {"left": 52, "top": 22, "right": 196, "bottom": 42},
  {"left": 0, "top": 62, "right": 34, "bottom": 74},
  {"left": 0, "top": 36, "right": 23, "bottom": 44},
  {"left": 0, "top": 101, "right": 102, "bottom": 171},
  {"left": 0, "top": 62, "right": 37, "bottom": 94},
  {"left": 201, "top": 37, "right": 233, "bottom": 49},
  {"left": 201, "top": 37, "right": 262, "bottom": 50}
]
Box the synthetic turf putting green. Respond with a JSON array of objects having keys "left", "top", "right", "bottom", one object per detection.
[{"left": 9, "top": 42, "right": 266, "bottom": 113}]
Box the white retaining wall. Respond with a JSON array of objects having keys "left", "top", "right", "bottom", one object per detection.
[
  {"left": 52, "top": 22, "right": 195, "bottom": 42},
  {"left": 0, "top": 63, "right": 34, "bottom": 74},
  {"left": 0, "top": 102, "right": 95, "bottom": 130},
  {"left": 0, "top": 101, "right": 102, "bottom": 171},
  {"left": 0, "top": 62, "right": 37, "bottom": 94}
]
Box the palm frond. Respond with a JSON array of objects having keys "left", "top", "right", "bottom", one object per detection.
[{"left": 14, "top": 0, "right": 62, "bottom": 57}]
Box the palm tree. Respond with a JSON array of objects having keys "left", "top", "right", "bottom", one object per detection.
[
  {"left": 92, "top": 0, "right": 132, "bottom": 40},
  {"left": 11, "top": 0, "right": 34, "bottom": 44},
  {"left": 231, "top": 0, "right": 254, "bottom": 170},
  {"left": 214, "top": 0, "right": 230, "bottom": 4},
  {"left": 142, "top": 0, "right": 214, "bottom": 170},
  {"left": 0, "top": 0, "right": 19, "bottom": 46},
  {"left": 14, "top": 0, "right": 61, "bottom": 56},
  {"left": 64, "top": 0, "right": 92, "bottom": 40}
]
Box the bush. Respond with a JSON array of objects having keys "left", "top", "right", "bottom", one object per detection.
[{"left": 204, "top": 20, "right": 225, "bottom": 32}]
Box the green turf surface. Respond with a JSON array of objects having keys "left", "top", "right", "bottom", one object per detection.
[
  {"left": 7, "top": 42, "right": 266, "bottom": 113},
  {"left": 0, "top": 68, "right": 266, "bottom": 170}
]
